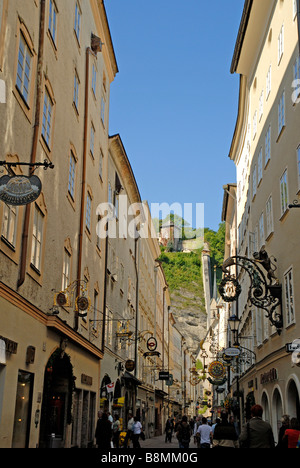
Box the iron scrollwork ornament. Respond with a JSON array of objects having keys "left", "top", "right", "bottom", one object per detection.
[{"left": 219, "top": 247, "right": 283, "bottom": 334}]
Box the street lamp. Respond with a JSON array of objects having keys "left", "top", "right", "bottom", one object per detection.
[{"left": 228, "top": 315, "right": 241, "bottom": 346}]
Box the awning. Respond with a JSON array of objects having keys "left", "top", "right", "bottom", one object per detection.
[{"left": 123, "top": 371, "right": 141, "bottom": 386}]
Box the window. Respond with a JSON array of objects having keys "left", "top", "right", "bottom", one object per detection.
[
  {"left": 68, "top": 151, "right": 76, "bottom": 200},
  {"left": 105, "top": 309, "right": 113, "bottom": 348},
  {"left": 252, "top": 165, "right": 257, "bottom": 198},
  {"left": 48, "top": 0, "right": 57, "bottom": 45},
  {"left": 74, "top": 2, "right": 81, "bottom": 43},
  {"left": 259, "top": 90, "right": 264, "bottom": 121},
  {"left": 73, "top": 71, "right": 79, "bottom": 111},
  {"left": 266, "top": 66, "right": 271, "bottom": 99},
  {"left": 253, "top": 111, "right": 257, "bottom": 139},
  {"left": 278, "top": 24, "right": 284, "bottom": 64},
  {"left": 259, "top": 213, "right": 264, "bottom": 247},
  {"left": 92, "top": 64, "right": 96, "bottom": 96},
  {"left": 16, "top": 33, "right": 32, "bottom": 104},
  {"left": 90, "top": 124, "right": 95, "bottom": 157},
  {"left": 284, "top": 268, "right": 294, "bottom": 325},
  {"left": 258, "top": 148, "right": 263, "bottom": 184},
  {"left": 101, "top": 95, "right": 105, "bottom": 125},
  {"left": 92, "top": 290, "right": 99, "bottom": 328},
  {"left": 265, "top": 125, "right": 271, "bottom": 166},
  {"left": 280, "top": 169, "right": 289, "bottom": 216},
  {"left": 266, "top": 196, "right": 274, "bottom": 238},
  {"left": 42, "top": 88, "right": 53, "bottom": 147},
  {"left": 278, "top": 91, "right": 285, "bottom": 136},
  {"left": 62, "top": 249, "right": 71, "bottom": 291},
  {"left": 86, "top": 193, "right": 92, "bottom": 232},
  {"left": 293, "top": 56, "right": 300, "bottom": 104},
  {"left": 2, "top": 204, "right": 17, "bottom": 247},
  {"left": 99, "top": 149, "right": 104, "bottom": 180},
  {"left": 31, "top": 205, "right": 44, "bottom": 271},
  {"left": 294, "top": 0, "right": 298, "bottom": 19}
]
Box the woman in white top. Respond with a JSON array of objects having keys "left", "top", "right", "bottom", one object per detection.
[{"left": 132, "top": 416, "right": 142, "bottom": 448}]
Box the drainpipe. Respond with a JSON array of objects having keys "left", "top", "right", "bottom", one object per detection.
[{"left": 17, "top": 0, "right": 46, "bottom": 289}]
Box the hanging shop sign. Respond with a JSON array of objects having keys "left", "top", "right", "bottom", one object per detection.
[
  {"left": 147, "top": 336, "right": 157, "bottom": 352},
  {"left": 218, "top": 277, "right": 241, "bottom": 303},
  {"left": 159, "top": 371, "right": 170, "bottom": 381},
  {"left": 0, "top": 174, "right": 42, "bottom": 206},
  {"left": 207, "top": 376, "right": 227, "bottom": 386},
  {"left": 224, "top": 347, "right": 241, "bottom": 357},
  {"left": 208, "top": 361, "right": 226, "bottom": 380}
]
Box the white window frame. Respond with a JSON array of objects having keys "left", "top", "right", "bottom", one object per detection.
[
  {"left": 253, "top": 110, "right": 257, "bottom": 140},
  {"left": 16, "top": 33, "right": 32, "bottom": 104},
  {"left": 266, "top": 65, "right": 272, "bottom": 99},
  {"left": 68, "top": 151, "right": 76, "bottom": 200},
  {"left": 280, "top": 169, "right": 289, "bottom": 216},
  {"left": 42, "top": 87, "right": 53, "bottom": 147},
  {"left": 48, "top": 0, "right": 57, "bottom": 45},
  {"left": 252, "top": 165, "right": 257, "bottom": 199},
  {"left": 266, "top": 196, "right": 274, "bottom": 238},
  {"left": 31, "top": 205, "right": 44, "bottom": 271},
  {"left": 284, "top": 267, "right": 295, "bottom": 326},
  {"left": 62, "top": 248, "right": 71, "bottom": 291},
  {"left": 74, "top": 1, "right": 81, "bottom": 42},
  {"left": 2, "top": 204, "right": 18, "bottom": 247},
  {"left": 92, "top": 64, "right": 97, "bottom": 96},
  {"left": 259, "top": 212, "right": 264, "bottom": 247},
  {"left": 278, "top": 24, "right": 284, "bottom": 64},
  {"left": 258, "top": 148, "right": 263, "bottom": 184},
  {"left": 259, "top": 90, "right": 264, "bottom": 121},
  {"left": 278, "top": 91, "right": 285, "bottom": 136},
  {"left": 265, "top": 125, "right": 271, "bottom": 166},
  {"left": 86, "top": 192, "right": 92, "bottom": 232},
  {"left": 90, "top": 124, "right": 95, "bottom": 157}
]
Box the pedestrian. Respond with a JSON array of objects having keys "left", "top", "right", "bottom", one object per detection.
[
  {"left": 211, "top": 417, "right": 221, "bottom": 435},
  {"left": 165, "top": 417, "right": 174, "bottom": 443},
  {"left": 95, "top": 411, "right": 113, "bottom": 449},
  {"left": 124, "top": 412, "right": 134, "bottom": 448},
  {"left": 196, "top": 417, "right": 213, "bottom": 448},
  {"left": 212, "top": 412, "right": 239, "bottom": 448},
  {"left": 176, "top": 415, "right": 192, "bottom": 449},
  {"left": 277, "top": 415, "right": 290, "bottom": 449},
  {"left": 112, "top": 413, "right": 121, "bottom": 448},
  {"left": 193, "top": 416, "right": 202, "bottom": 447},
  {"left": 132, "top": 416, "right": 142, "bottom": 448},
  {"left": 239, "top": 404, "right": 275, "bottom": 448},
  {"left": 283, "top": 418, "right": 300, "bottom": 448}
]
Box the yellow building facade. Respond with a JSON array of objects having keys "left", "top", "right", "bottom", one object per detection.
[{"left": 228, "top": 0, "right": 300, "bottom": 437}]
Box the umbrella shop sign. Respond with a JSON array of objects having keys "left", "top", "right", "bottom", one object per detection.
[{"left": 0, "top": 175, "right": 42, "bottom": 205}]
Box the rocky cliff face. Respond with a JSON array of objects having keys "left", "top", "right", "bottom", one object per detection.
[{"left": 169, "top": 286, "right": 207, "bottom": 354}]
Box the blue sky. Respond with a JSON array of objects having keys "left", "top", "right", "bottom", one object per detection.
[{"left": 105, "top": 0, "right": 243, "bottom": 232}]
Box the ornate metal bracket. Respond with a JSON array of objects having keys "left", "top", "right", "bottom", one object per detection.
[{"left": 218, "top": 248, "right": 283, "bottom": 334}]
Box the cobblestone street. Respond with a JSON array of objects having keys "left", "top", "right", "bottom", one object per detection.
[{"left": 139, "top": 434, "right": 198, "bottom": 449}]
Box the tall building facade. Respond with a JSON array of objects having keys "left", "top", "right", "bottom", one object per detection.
[
  {"left": 0, "top": 0, "right": 118, "bottom": 448},
  {"left": 226, "top": 0, "right": 300, "bottom": 437}
]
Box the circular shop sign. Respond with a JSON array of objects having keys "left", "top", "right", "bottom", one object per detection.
[
  {"left": 208, "top": 361, "right": 226, "bottom": 380},
  {"left": 147, "top": 336, "right": 157, "bottom": 351},
  {"left": 219, "top": 277, "right": 241, "bottom": 303}
]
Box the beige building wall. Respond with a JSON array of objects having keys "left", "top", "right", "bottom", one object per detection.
[
  {"left": 229, "top": 0, "right": 300, "bottom": 437},
  {"left": 0, "top": 0, "right": 117, "bottom": 448}
]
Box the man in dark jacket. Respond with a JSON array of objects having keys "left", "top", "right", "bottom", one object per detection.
[
  {"left": 239, "top": 405, "right": 275, "bottom": 448},
  {"left": 176, "top": 415, "right": 192, "bottom": 449}
]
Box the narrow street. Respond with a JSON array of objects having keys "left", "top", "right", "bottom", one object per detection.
[{"left": 139, "top": 433, "right": 181, "bottom": 449}]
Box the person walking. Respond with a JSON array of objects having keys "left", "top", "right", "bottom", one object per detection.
[
  {"left": 132, "top": 416, "right": 142, "bottom": 448},
  {"left": 124, "top": 412, "right": 134, "bottom": 448},
  {"left": 239, "top": 404, "right": 275, "bottom": 448},
  {"left": 95, "top": 412, "right": 113, "bottom": 449},
  {"left": 283, "top": 418, "right": 300, "bottom": 448},
  {"left": 196, "top": 417, "right": 213, "bottom": 448},
  {"left": 165, "top": 417, "right": 174, "bottom": 443},
  {"left": 176, "top": 415, "right": 192, "bottom": 449},
  {"left": 212, "top": 412, "right": 239, "bottom": 448},
  {"left": 112, "top": 413, "right": 121, "bottom": 448},
  {"left": 277, "top": 415, "right": 290, "bottom": 449}
]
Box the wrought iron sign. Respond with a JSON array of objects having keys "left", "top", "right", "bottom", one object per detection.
[
  {"left": 219, "top": 247, "right": 283, "bottom": 334},
  {"left": 0, "top": 159, "right": 54, "bottom": 206}
]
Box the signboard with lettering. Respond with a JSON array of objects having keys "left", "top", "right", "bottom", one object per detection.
[
  {"left": 159, "top": 371, "right": 170, "bottom": 381},
  {"left": 0, "top": 174, "right": 42, "bottom": 206}
]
